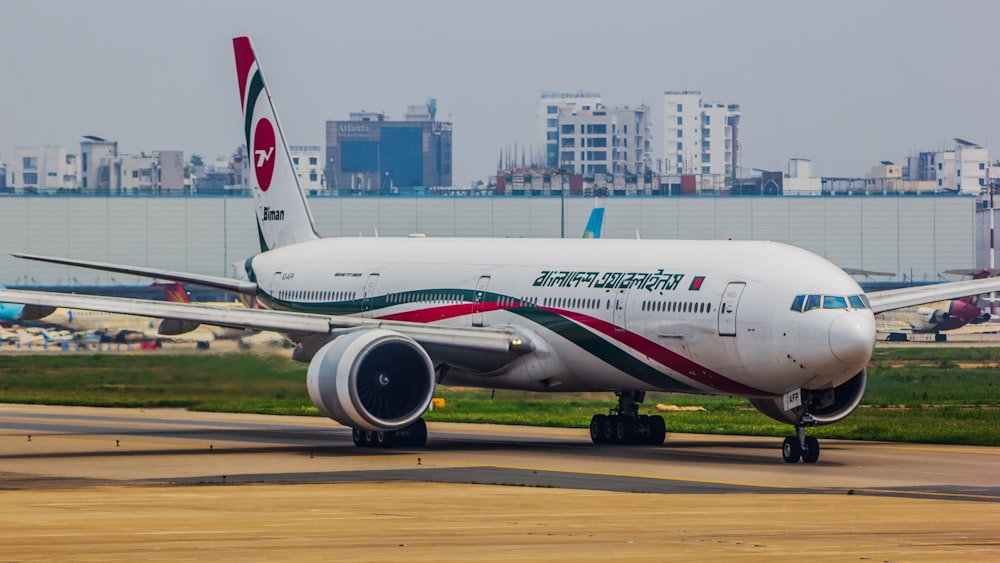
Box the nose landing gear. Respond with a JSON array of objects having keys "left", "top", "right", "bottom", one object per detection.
[{"left": 782, "top": 423, "right": 820, "bottom": 463}]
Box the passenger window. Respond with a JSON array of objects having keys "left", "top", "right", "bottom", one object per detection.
[
  {"left": 823, "top": 295, "right": 848, "bottom": 309},
  {"left": 804, "top": 294, "right": 821, "bottom": 311},
  {"left": 791, "top": 295, "right": 804, "bottom": 312}
]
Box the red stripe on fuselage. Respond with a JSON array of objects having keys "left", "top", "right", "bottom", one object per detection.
[
  {"left": 546, "top": 308, "right": 772, "bottom": 397},
  {"left": 374, "top": 301, "right": 772, "bottom": 397}
]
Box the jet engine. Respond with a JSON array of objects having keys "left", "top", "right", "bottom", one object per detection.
[
  {"left": 749, "top": 369, "right": 867, "bottom": 427},
  {"left": 307, "top": 329, "right": 436, "bottom": 431},
  {"left": 916, "top": 307, "right": 949, "bottom": 325}
]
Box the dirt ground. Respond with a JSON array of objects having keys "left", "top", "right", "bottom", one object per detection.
[{"left": 1, "top": 483, "right": 997, "bottom": 562}]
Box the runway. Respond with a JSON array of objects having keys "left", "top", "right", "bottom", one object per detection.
[{"left": 1, "top": 404, "right": 998, "bottom": 560}]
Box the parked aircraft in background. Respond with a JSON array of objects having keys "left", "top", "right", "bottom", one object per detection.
[
  {"left": 581, "top": 205, "right": 604, "bottom": 239},
  {"left": 0, "top": 285, "right": 25, "bottom": 326},
  {"left": 873, "top": 269, "right": 995, "bottom": 339},
  {"left": 5, "top": 282, "right": 224, "bottom": 346},
  {"left": 6, "top": 37, "right": 1000, "bottom": 464}
]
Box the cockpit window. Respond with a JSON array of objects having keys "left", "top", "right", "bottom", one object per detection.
[
  {"left": 823, "top": 295, "right": 848, "bottom": 309},
  {"left": 792, "top": 293, "right": 870, "bottom": 312}
]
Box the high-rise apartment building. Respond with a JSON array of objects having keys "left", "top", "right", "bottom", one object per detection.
[
  {"left": 554, "top": 103, "right": 652, "bottom": 176},
  {"left": 662, "top": 91, "right": 740, "bottom": 182},
  {"left": 538, "top": 92, "right": 602, "bottom": 168}
]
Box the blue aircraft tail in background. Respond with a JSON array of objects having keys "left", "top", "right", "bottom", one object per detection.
[{"left": 582, "top": 207, "right": 604, "bottom": 239}]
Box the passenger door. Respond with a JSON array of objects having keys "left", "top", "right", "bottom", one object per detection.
[{"left": 718, "top": 282, "right": 745, "bottom": 336}]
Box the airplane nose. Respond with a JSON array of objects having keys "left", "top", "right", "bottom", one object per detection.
[{"left": 829, "top": 313, "right": 875, "bottom": 364}]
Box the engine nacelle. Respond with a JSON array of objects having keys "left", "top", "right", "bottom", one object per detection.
[
  {"left": 307, "top": 329, "right": 435, "bottom": 432},
  {"left": 916, "top": 307, "right": 949, "bottom": 324},
  {"left": 749, "top": 369, "right": 867, "bottom": 427}
]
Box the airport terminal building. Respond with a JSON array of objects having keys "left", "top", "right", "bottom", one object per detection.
[{"left": 0, "top": 194, "right": 991, "bottom": 288}]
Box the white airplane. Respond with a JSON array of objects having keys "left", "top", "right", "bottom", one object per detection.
[
  {"left": 4, "top": 37, "right": 1000, "bottom": 464},
  {"left": 873, "top": 269, "right": 995, "bottom": 339}
]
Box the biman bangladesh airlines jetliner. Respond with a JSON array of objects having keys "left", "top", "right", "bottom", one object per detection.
[{"left": 4, "top": 36, "right": 1000, "bottom": 463}]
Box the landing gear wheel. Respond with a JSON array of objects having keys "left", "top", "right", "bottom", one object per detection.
[
  {"left": 801, "top": 436, "right": 820, "bottom": 463},
  {"left": 647, "top": 415, "right": 666, "bottom": 445},
  {"left": 590, "top": 414, "right": 607, "bottom": 444},
  {"left": 397, "top": 418, "right": 427, "bottom": 448},
  {"left": 601, "top": 417, "right": 614, "bottom": 443},
  {"left": 782, "top": 436, "right": 801, "bottom": 463},
  {"left": 352, "top": 428, "right": 369, "bottom": 447},
  {"left": 376, "top": 430, "right": 395, "bottom": 448},
  {"left": 614, "top": 419, "right": 635, "bottom": 444}
]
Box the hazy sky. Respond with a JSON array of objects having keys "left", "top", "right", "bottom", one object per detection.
[{"left": 3, "top": 0, "right": 997, "bottom": 185}]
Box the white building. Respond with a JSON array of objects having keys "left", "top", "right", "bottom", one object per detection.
[
  {"left": 905, "top": 139, "right": 992, "bottom": 194},
  {"left": 7, "top": 146, "right": 79, "bottom": 192},
  {"left": 120, "top": 155, "right": 157, "bottom": 191},
  {"left": 784, "top": 158, "right": 822, "bottom": 195},
  {"left": 538, "top": 92, "right": 603, "bottom": 168},
  {"left": 80, "top": 136, "right": 119, "bottom": 191},
  {"left": 289, "top": 145, "right": 324, "bottom": 192},
  {"left": 955, "top": 139, "right": 989, "bottom": 195},
  {"left": 662, "top": 91, "right": 740, "bottom": 182},
  {"left": 555, "top": 103, "right": 652, "bottom": 176}
]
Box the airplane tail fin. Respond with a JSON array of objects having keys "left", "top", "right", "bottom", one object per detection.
[
  {"left": 157, "top": 282, "right": 191, "bottom": 304},
  {"left": 582, "top": 207, "right": 604, "bottom": 239},
  {"left": 233, "top": 36, "right": 320, "bottom": 252}
]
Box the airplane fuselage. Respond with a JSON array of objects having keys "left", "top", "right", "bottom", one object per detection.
[{"left": 248, "top": 236, "right": 876, "bottom": 399}]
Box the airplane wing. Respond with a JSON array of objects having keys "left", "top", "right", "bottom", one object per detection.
[
  {"left": 867, "top": 277, "right": 1000, "bottom": 314},
  {"left": 0, "top": 289, "right": 530, "bottom": 359},
  {"left": 13, "top": 253, "right": 257, "bottom": 295}
]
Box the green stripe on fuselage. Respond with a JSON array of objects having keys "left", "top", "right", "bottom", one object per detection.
[{"left": 511, "top": 307, "right": 698, "bottom": 393}]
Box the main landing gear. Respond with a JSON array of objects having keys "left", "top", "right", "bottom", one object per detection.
[
  {"left": 782, "top": 420, "right": 820, "bottom": 463},
  {"left": 352, "top": 419, "right": 427, "bottom": 448},
  {"left": 589, "top": 390, "right": 666, "bottom": 445}
]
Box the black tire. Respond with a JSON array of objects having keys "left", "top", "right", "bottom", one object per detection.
[
  {"left": 614, "top": 419, "right": 635, "bottom": 444},
  {"left": 408, "top": 418, "right": 428, "bottom": 447},
  {"left": 352, "top": 428, "right": 368, "bottom": 447},
  {"left": 376, "top": 431, "right": 395, "bottom": 448},
  {"left": 602, "top": 417, "right": 615, "bottom": 443},
  {"left": 648, "top": 416, "right": 666, "bottom": 445},
  {"left": 782, "top": 436, "right": 801, "bottom": 463},
  {"left": 590, "top": 414, "right": 606, "bottom": 444},
  {"left": 802, "top": 436, "right": 820, "bottom": 463}
]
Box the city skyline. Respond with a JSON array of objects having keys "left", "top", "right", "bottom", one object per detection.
[{"left": 2, "top": 0, "right": 997, "bottom": 186}]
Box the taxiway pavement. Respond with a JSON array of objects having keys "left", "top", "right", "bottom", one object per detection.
[{"left": 1, "top": 404, "right": 997, "bottom": 561}]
